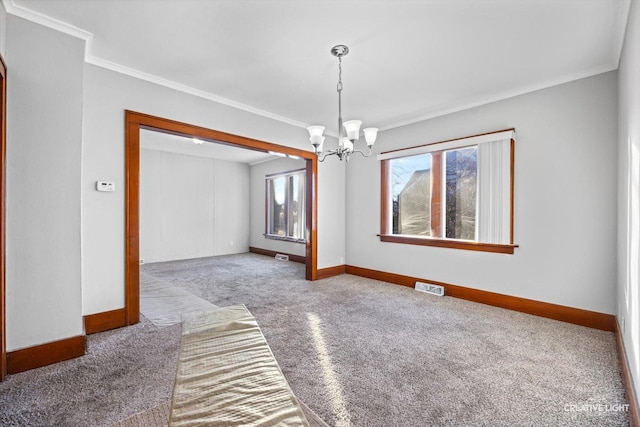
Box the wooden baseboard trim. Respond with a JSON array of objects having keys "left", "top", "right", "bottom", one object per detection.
[
  {"left": 6, "top": 335, "right": 86, "bottom": 374},
  {"left": 249, "top": 246, "right": 306, "bottom": 264},
  {"left": 84, "top": 308, "right": 126, "bottom": 335},
  {"left": 316, "top": 265, "right": 346, "bottom": 280},
  {"left": 345, "top": 265, "right": 616, "bottom": 332},
  {"left": 615, "top": 318, "right": 640, "bottom": 427}
]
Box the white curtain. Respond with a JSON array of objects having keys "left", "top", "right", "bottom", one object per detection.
[{"left": 477, "top": 138, "right": 511, "bottom": 244}]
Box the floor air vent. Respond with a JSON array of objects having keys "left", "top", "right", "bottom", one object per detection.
[
  {"left": 415, "top": 281, "right": 445, "bottom": 297},
  {"left": 274, "top": 253, "right": 289, "bottom": 261}
]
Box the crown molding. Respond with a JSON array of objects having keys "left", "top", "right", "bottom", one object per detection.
[
  {"left": 379, "top": 63, "right": 618, "bottom": 132},
  {"left": 0, "top": 0, "right": 309, "bottom": 131},
  {"left": 2, "top": 0, "right": 630, "bottom": 136},
  {"left": 85, "top": 55, "right": 308, "bottom": 129},
  {"left": 612, "top": 0, "right": 632, "bottom": 69},
  {"left": 1, "top": 0, "right": 92, "bottom": 42}
]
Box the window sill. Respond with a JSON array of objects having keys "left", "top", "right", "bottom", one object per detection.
[
  {"left": 378, "top": 234, "right": 518, "bottom": 254},
  {"left": 264, "top": 234, "right": 306, "bottom": 244}
]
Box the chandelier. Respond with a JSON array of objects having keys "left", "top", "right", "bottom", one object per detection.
[{"left": 306, "top": 45, "right": 378, "bottom": 162}]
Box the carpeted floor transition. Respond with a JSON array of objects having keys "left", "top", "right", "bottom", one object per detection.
[{"left": 0, "top": 253, "right": 631, "bottom": 426}]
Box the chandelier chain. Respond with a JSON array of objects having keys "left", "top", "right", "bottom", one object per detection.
[
  {"left": 337, "top": 56, "right": 343, "bottom": 92},
  {"left": 337, "top": 55, "right": 343, "bottom": 141},
  {"left": 306, "top": 44, "right": 377, "bottom": 162}
]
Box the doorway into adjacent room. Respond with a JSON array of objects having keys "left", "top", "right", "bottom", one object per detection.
[{"left": 124, "top": 111, "right": 318, "bottom": 325}]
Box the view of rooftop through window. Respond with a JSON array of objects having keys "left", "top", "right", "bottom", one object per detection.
[{"left": 391, "top": 146, "right": 477, "bottom": 240}]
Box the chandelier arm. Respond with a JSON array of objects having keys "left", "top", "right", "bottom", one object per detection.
[
  {"left": 351, "top": 148, "right": 373, "bottom": 158},
  {"left": 317, "top": 150, "right": 338, "bottom": 162}
]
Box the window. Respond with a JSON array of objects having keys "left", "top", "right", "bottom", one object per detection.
[
  {"left": 266, "top": 169, "right": 306, "bottom": 242},
  {"left": 380, "top": 129, "right": 517, "bottom": 254}
]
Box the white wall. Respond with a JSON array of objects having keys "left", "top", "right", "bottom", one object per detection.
[
  {"left": 140, "top": 148, "right": 250, "bottom": 263},
  {"left": 318, "top": 150, "right": 346, "bottom": 269},
  {"left": 0, "top": 1, "right": 6, "bottom": 57},
  {"left": 249, "top": 157, "right": 307, "bottom": 257},
  {"left": 5, "top": 16, "right": 84, "bottom": 350},
  {"left": 347, "top": 71, "right": 618, "bottom": 315},
  {"left": 82, "top": 64, "right": 346, "bottom": 315},
  {"left": 617, "top": 0, "right": 640, "bottom": 406},
  {"left": 212, "top": 159, "right": 251, "bottom": 257}
]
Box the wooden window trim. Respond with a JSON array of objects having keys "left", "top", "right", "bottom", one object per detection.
[
  {"left": 264, "top": 234, "right": 306, "bottom": 244},
  {"left": 265, "top": 169, "right": 305, "bottom": 241},
  {"left": 379, "top": 127, "right": 515, "bottom": 157},
  {"left": 429, "top": 151, "right": 443, "bottom": 237},
  {"left": 265, "top": 168, "right": 305, "bottom": 179},
  {"left": 379, "top": 130, "right": 517, "bottom": 254},
  {"left": 378, "top": 234, "right": 518, "bottom": 254}
]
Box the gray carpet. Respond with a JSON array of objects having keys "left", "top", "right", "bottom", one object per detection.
[
  {"left": 140, "top": 272, "right": 217, "bottom": 327},
  {"left": 0, "top": 316, "right": 181, "bottom": 426},
  {"left": 110, "top": 401, "right": 170, "bottom": 427},
  {"left": 109, "top": 399, "right": 328, "bottom": 427},
  {"left": 0, "top": 253, "right": 630, "bottom": 426}
]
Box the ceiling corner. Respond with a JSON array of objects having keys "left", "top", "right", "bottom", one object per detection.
[{"left": 611, "top": 0, "right": 632, "bottom": 69}]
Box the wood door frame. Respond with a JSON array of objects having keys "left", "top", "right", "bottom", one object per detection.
[
  {"left": 0, "top": 54, "right": 6, "bottom": 381},
  {"left": 124, "top": 111, "right": 318, "bottom": 325}
]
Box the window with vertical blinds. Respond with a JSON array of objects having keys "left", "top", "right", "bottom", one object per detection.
[{"left": 378, "top": 129, "right": 518, "bottom": 254}]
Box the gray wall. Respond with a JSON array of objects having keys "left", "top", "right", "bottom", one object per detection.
[
  {"left": 81, "top": 63, "right": 346, "bottom": 316},
  {"left": 5, "top": 16, "right": 84, "bottom": 351},
  {"left": 249, "top": 157, "right": 307, "bottom": 257},
  {"left": 0, "top": 2, "right": 6, "bottom": 56},
  {"left": 617, "top": 0, "right": 640, "bottom": 406},
  {"left": 318, "top": 150, "right": 346, "bottom": 268},
  {"left": 347, "top": 71, "right": 618, "bottom": 315},
  {"left": 0, "top": 9, "right": 346, "bottom": 349},
  {"left": 140, "top": 148, "right": 250, "bottom": 263}
]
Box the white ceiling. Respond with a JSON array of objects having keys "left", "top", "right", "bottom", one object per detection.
[
  {"left": 6, "top": 0, "right": 631, "bottom": 136},
  {"left": 140, "top": 129, "right": 283, "bottom": 165}
]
